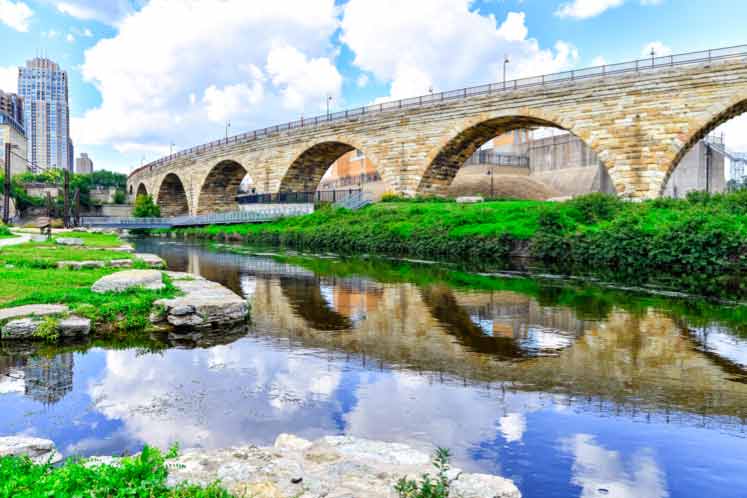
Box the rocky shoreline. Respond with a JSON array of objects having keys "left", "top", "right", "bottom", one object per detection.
[{"left": 0, "top": 434, "right": 521, "bottom": 498}]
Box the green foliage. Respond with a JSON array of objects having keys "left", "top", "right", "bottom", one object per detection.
[
  {"left": 33, "top": 316, "right": 60, "bottom": 343},
  {"left": 134, "top": 194, "right": 161, "bottom": 218},
  {"left": 0, "top": 445, "right": 233, "bottom": 498},
  {"left": 395, "top": 448, "right": 451, "bottom": 498},
  {"left": 566, "top": 193, "right": 622, "bottom": 223},
  {"left": 0, "top": 224, "right": 11, "bottom": 237},
  {"left": 113, "top": 189, "right": 127, "bottom": 204}
]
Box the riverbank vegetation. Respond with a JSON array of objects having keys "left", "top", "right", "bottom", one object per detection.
[
  {"left": 167, "top": 192, "right": 747, "bottom": 298},
  {"left": 0, "top": 446, "right": 231, "bottom": 498},
  {"left": 0, "top": 233, "right": 177, "bottom": 334}
]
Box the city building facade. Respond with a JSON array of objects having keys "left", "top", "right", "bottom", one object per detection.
[
  {"left": 76, "top": 152, "right": 93, "bottom": 174},
  {"left": 18, "top": 58, "right": 72, "bottom": 171},
  {"left": 0, "top": 90, "right": 28, "bottom": 177}
]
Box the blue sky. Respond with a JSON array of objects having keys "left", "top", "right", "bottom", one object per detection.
[{"left": 0, "top": 0, "right": 746, "bottom": 173}]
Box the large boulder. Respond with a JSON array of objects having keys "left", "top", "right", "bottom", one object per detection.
[
  {"left": 152, "top": 272, "right": 247, "bottom": 328},
  {"left": 92, "top": 270, "right": 165, "bottom": 294},
  {"left": 0, "top": 436, "right": 62, "bottom": 464},
  {"left": 1, "top": 318, "right": 40, "bottom": 339},
  {"left": 0, "top": 304, "right": 68, "bottom": 322},
  {"left": 55, "top": 237, "right": 84, "bottom": 246},
  {"left": 57, "top": 260, "right": 105, "bottom": 270},
  {"left": 58, "top": 316, "right": 91, "bottom": 337}
]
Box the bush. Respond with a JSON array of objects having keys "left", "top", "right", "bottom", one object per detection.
[
  {"left": 133, "top": 194, "right": 160, "bottom": 218},
  {"left": 567, "top": 193, "right": 623, "bottom": 224},
  {"left": 0, "top": 224, "right": 10, "bottom": 236}
]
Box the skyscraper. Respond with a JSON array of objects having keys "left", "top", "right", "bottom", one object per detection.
[
  {"left": 0, "top": 90, "right": 27, "bottom": 176},
  {"left": 17, "top": 57, "right": 72, "bottom": 171}
]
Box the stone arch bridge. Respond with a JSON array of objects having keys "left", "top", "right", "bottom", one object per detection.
[{"left": 127, "top": 45, "right": 747, "bottom": 216}]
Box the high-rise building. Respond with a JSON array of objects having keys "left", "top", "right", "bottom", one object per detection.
[
  {"left": 17, "top": 57, "right": 72, "bottom": 171},
  {"left": 0, "top": 90, "right": 28, "bottom": 176},
  {"left": 76, "top": 152, "right": 93, "bottom": 174}
]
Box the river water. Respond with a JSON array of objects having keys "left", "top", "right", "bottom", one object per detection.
[{"left": 2, "top": 239, "right": 747, "bottom": 498}]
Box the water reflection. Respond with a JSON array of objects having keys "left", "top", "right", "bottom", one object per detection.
[{"left": 2, "top": 240, "right": 747, "bottom": 498}]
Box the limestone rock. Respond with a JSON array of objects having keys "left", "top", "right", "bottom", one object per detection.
[
  {"left": 57, "top": 260, "right": 105, "bottom": 270},
  {"left": 92, "top": 269, "right": 165, "bottom": 294},
  {"left": 109, "top": 259, "right": 134, "bottom": 268},
  {"left": 456, "top": 196, "right": 484, "bottom": 204},
  {"left": 58, "top": 315, "right": 91, "bottom": 337},
  {"left": 134, "top": 253, "right": 166, "bottom": 268},
  {"left": 153, "top": 271, "right": 247, "bottom": 329},
  {"left": 0, "top": 436, "right": 62, "bottom": 464},
  {"left": 55, "top": 237, "right": 84, "bottom": 246},
  {"left": 0, "top": 304, "right": 68, "bottom": 322},
  {"left": 1, "top": 318, "right": 40, "bottom": 339},
  {"left": 274, "top": 434, "right": 313, "bottom": 452},
  {"left": 30, "top": 235, "right": 48, "bottom": 242},
  {"left": 449, "top": 473, "right": 521, "bottom": 498}
]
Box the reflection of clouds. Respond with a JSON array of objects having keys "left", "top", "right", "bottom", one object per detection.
[
  {"left": 691, "top": 326, "right": 747, "bottom": 369},
  {"left": 0, "top": 370, "right": 24, "bottom": 394},
  {"left": 88, "top": 341, "right": 343, "bottom": 451},
  {"left": 519, "top": 327, "right": 574, "bottom": 354},
  {"left": 562, "top": 434, "right": 668, "bottom": 498},
  {"left": 239, "top": 275, "right": 257, "bottom": 300},
  {"left": 499, "top": 413, "right": 526, "bottom": 443}
]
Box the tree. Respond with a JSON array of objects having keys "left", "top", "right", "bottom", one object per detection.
[
  {"left": 113, "top": 189, "right": 126, "bottom": 204},
  {"left": 133, "top": 194, "right": 160, "bottom": 217}
]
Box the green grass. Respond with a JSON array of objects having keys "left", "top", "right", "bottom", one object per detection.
[
  {"left": 54, "top": 230, "right": 124, "bottom": 247},
  {"left": 0, "top": 446, "right": 233, "bottom": 498},
  {"left": 170, "top": 192, "right": 747, "bottom": 298},
  {"left": 0, "top": 237, "right": 177, "bottom": 334}
]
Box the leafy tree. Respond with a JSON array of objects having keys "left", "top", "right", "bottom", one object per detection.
[
  {"left": 113, "top": 189, "right": 126, "bottom": 204},
  {"left": 133, "top": 194, "right": 160, "bottom": 217}
]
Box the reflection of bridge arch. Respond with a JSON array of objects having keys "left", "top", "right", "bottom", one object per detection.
[{"left": 279, "top": 277, "right": 352, "bottom": 331}]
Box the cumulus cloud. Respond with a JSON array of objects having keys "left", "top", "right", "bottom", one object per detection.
[
  {"left": 555, "top": 0, "right": 662, "bottom": 19},
  {"left": 341, "top": 0, "right": 578, "bottom": 102},
  {"left": 0, "top": 0, "right": 32, "bottom": 32},
  {"left": 0, "top": 65, "right": 17, "bottom": 93},
  {"left": 641, "top": 41, "right": 672, "bottom": 57},
  {"left": 66, "top": 32, "right": 74, "bottom": 43},
  {"left": 52, "top": 0, "right": 135, "bottom": 25},
  {"left": 72, "top": 0, "right": 341, "bottom": 163}
]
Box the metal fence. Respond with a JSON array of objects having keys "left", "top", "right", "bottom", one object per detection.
[
  {"left": 130, "top": 44, "right": 747, "bottom": 178},
  {"left": 237, "top": 188, "right": 362, "bottom": 205},
  {"left": 463, "top": 151, "right": 529, "bottom": 167},
  {"left": 81, "top": 206, "right": 312, "bottom": 228}
]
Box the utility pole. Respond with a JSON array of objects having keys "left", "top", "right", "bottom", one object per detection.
[
  {"left": 3, "top": 143, "right": 10, "bottom": 224},
  {"left": 63, "top": 169, "right": 70, "bottom": 228}
]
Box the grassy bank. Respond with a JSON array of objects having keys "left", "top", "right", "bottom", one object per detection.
[
  {"left": 168, "top": 192, "right": 747, "bottom": 298},
  {"left": 0, "top": 232, "right": 177, "bottom": 334},
  {"left": 0, "top": 447, "right": 231, "bottom": 498}
]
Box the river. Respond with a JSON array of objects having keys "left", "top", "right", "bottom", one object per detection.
[{"left": 1, "top": 239, "right": 746, "bottom": 498}]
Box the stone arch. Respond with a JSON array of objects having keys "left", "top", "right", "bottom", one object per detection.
[
  {"left": 659, "top": 93, "right": 747, "bottom": 196},
  {"left": 156, "top": 173, "right": 190, "bottom": 217},
  {"left": 128, "top": 185, "right": 133, "bottom": 196},
  {"left": 196, "top": 159, "right": 248, "bottom": 214},
  {"left": 416, "top": 109, "right": 619, "bottom": 197},
  {"left": 278, "top": 137, "right": 387, "bottom": 193},
  {"left": 136, "top": 183, "right": 148, "bottom": 198}
]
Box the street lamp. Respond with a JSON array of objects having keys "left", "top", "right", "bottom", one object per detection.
[
  {"left": 326, "top": 95, "right": 333, "bottom": 118},
  {"left": 170, "top": 142, "right": 175, "bottom": 155},
  {"left": 650, "top": 47, "right": 656, "bottom": 68},
  {"left": 503, "top": 54, "right": 510, "bottom": 90},
  {"left": 225, "top": 120, "right": 231, "bottom": 141},
  {"left": 486, "top": 163, "right": 495, "bottom": 199}
]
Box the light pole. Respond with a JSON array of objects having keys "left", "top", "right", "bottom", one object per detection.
[
  {"left": 650, "top": 47, "right": 656, "bottom": 68},
  {"left": 170, "top": 142, "right": 175, "bottom": 155},
  {"left": 225, "top": 120, "right": 231, "bottom": 141},
  {"left": 486, "top": 164, "right": 495, "bottom": 199},
  {"left": 503, "top": 54, "right": 510, "bottom": 90},
  {"left": 326, "top": 95, "right": 333, "bottom": 118}
]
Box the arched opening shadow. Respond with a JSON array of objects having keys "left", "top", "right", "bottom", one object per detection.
[
  {"left": 157, "top": 173, "right": 189, "bottom": 217},
  {"left": 197, "top": 160, "right": 247, "bottom": 214}
]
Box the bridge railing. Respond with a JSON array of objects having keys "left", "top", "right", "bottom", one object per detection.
[
  {"left": 81, "top": 206, "right": 314, "bottom": 228},
  {"left": 130, "top": 43, "right": 747, "bottom": 178},
  {"left": 463, "top": 151, "right": 529, "bottom": 167},
  {"left": 237, "top": 188, "right": 362, "bottom": 205}
]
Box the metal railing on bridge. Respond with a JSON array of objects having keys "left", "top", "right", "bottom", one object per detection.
[
  {"left": 463, "top": 151, "right": 529, "bottom": 167},
  {"left": 237, "top": 188, "right": 361, "bottom": 205},
  {"left": 130, "top": 43, "right": 747, "bottom": 178},
  {"left": 81, "top": 206, "right": 313, "bottom": 229}
]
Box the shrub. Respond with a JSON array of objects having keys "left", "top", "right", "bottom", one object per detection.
[
  {"left": 133, "top": 194, "right": 161, "bottom": 218},
  {"left": 0, "top": 224, "right": 10, "bottom": 236},
  {"left": 395, "top": 448, "right": 451, "bottom": 498},
  {"left": 567, "top": 193, "right": 623, "bottom": 224}
]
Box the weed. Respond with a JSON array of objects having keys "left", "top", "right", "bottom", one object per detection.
[{"left": 395, "top": 448, "right": 451, "bottom": 498}]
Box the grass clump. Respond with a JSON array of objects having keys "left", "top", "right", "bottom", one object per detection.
[
  {"left": 33, "top": 316, "right": 60, "bottom": 343},
  {"left": 395, "top": 448, "right": 451, "bottom": 498},
  {"left": 0, "top": 445, "right": 233, "bottom": 498}
]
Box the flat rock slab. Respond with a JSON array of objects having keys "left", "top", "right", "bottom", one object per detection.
[
  {"left": 109, "top": 259, "right": 134, "bottom": 268},
  {"left": 92, "top": 269, "right": 165, "bottom": 294},
  {"left": 167, "top": 434, "right": 521, "bottom": 498},
  {"left": 0, "top": 304, "right": 68, "bottom": 322},
  {"left": 0, "top": 437, "right": 62, "bottom": 464},
  {"left": 134, "top": 253, "right": 166, "bottom": 268},
  {"left": 59, "top": 315, "right": 91, "bottom": 337},
  {"left": 55, "top": 237, "right": 84, "bottom": 246},
  {"left": 57, "top": 260, "right": 106, "bottom": 270},
  {"left": 1, "top": 315, "right": 91, "bottom": 340},
  {"left": 456, "top": 196, "right": 484, "bottom": 204},
  {"left": 153, "top": 271, "right": 247, "bottom": 328}
]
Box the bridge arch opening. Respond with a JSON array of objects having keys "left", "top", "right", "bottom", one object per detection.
[
  {"left": 197, "top": 160, "right": 248, "bottom": 214},
  {"left": 157, "top": 173, "right": 190, "bottom": 217},
  {"left": 136, "top": 183, "right": 148, "bottom": 198},
  {"left": 279, "top": 141, "right": 387, "bottom": 200},
  {"left": 662, "top": 98, "right": 747, "bottom": 198},
  {"left": 418, "top": 116, "right": 617, "bottom": 200}
]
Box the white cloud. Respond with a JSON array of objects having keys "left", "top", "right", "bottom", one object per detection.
[
  {"left": 66, "top": 32, "right": 75, "bottom": 43},
  {"left": 53, "top": 0, "right": 134, "bottom": 25},
  {"left": 716, "top": 113, "right": 747, "bottom": 154},
  {"left": 555, "top": 0, "right": 624, "bottom": 19},
  {"left": 341, "top": 1, "right": 578, "bottom": 102},
  {"left": 0, "top": 0, "right": 32, "bottom": 32},
  {"left": 356, "top": 74, "right": 369, "bottom": 88},
  {"left": 82, "top": 27, "right": 92, "bottom": 36},
  {"left": 0, "top": 65, "right": 17, "bottom": 93},
  {"left": 641, "top": 41, "right": 672, "bottom": 57},
  {"left": 72, "top": 0, "right": 341, "bottom": 167},
  {"left": 592, "top": 55, "right": 607, "bottom": 66}
]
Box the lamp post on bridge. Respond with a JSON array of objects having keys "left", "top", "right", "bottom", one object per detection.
[
  {"left": 503, "top": 54, "right": 510, "bottom": 90},
  {"left": 225, "top": 120, "right": 231, "bottom": 141},
  {"left": 650, "top": 47, "right": 656, "bottom": 68}
]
